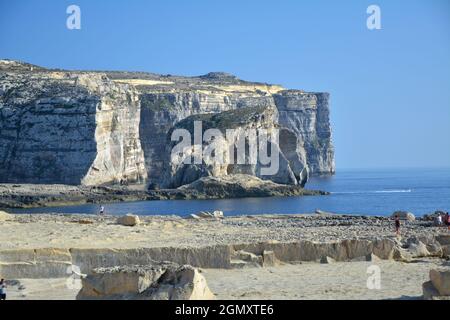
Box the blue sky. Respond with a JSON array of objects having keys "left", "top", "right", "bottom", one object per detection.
[{"left": 1, "top": 0, "right": 449, "bottom": 169}]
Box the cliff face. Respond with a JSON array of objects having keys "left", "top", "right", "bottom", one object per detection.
[
  {"left": 0, "top": 61, "right": 146, "bottom": 185},
  {"left": 274, "top": 91, "right": 334, "bottom": 175},
  {"left": 0, "top": 60, "right": 334, "bottom": 187},
  {"left": 160, "top": 105, "right": 303, "bottom": 188},
  {"left": 139, "top": 91, "right": 278, "bottom": 185}
]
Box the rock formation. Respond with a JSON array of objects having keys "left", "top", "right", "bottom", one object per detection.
[
  {"left": 423, "top": 269, "right": 450, "bottom": 300},
  {"left": 0, "top": 237, "right": 428, "bottom": 278},
  {"left": 391, "top": 211, "right": 416, "bottom": 221},
  {"left": 116, "top": 214, "right": 140, "bottom": 226},
  {"left": 0, "top": 59, "right": 335, "bottom": 188},
  {"left": 76, "top": 263, "right": 215, "bottom": 300},
  {"left": 177, "top": 174, "right": 328, "bottom": 198},
  {"left": 0, "top": 61, "right": 146, "bottom": 185}
]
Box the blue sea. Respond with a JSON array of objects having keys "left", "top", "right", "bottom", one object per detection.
[{"left": 10, "top": 168, "right": 450, "bottom": 217}]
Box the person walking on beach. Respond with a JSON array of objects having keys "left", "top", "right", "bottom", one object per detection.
[
  {"left": 99, "top": 205, "right": 105, "bottom": 216},
  {"left": 394, "top": 215, "right": 401, "bottom": 236},
  {"left": 0, "top": 279, "right": 7, "bottom": 300}
]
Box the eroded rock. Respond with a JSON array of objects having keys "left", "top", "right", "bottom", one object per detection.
[
  {"left": 178, "top": 174, "right": 327, "bottom": 199},
  {"left": 392, "top": 247, "right": 413, "bottom": 263},
  {"left": 262, "top": 250, "right": 279, "bottom": 267},
  {"left": 231, "top": 250, "right": 262, "bottom": 268},
  {"left": 406, "top": 240, "right": 431, "bottom": 258},
  {"left": 391, "top": 211, "right": 415, "bottom": 221},
  {"left": 430, "top": 269, "right": 450, "bottom": 296},
  {"left": 423, "top": 269, "right": 450, "bottom": 300},
  {"left": 423, "top": 281, "right": 442, "bottom": 300},
  {"left": 117, "top": 214, "right": 140, "bottom": 226},
  {"left": 144, "top": 265, "right": 215, "bottom": 300},
  {"left": 76, "top": 263, "right": 215, "bottom": 300}
]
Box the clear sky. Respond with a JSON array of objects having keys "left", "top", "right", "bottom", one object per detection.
[{"left": 1, "top": 0, "right": 449, "bottom": 170}]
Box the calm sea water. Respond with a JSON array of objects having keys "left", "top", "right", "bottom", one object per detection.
[{"left": 10, "top": 168, "right": 450, "bottom": 217}]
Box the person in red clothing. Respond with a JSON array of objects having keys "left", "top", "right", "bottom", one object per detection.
[
  {"left": 446, "top": 212, "right": 450, "bottom": 232},
  {"left": 394, "top": 215, "right": 401, "bottom": 236}
]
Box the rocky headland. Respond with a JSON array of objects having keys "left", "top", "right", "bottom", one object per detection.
[{"left": 0, "top": 59, "right": 334, "bottom": 207}]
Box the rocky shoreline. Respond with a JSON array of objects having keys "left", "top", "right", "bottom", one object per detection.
[{"left": 0, "top": 176, "right": 328, "bottom": 209}]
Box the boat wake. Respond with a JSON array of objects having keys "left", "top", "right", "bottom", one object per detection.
[
  {"left": 374, "top": 189, "right": 412, "bottom": 193},
  {"left": 332, "top": 189, "right": 412, "bottom": 194}
]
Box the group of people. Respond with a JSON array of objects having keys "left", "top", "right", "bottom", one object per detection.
[
  {"left": 394, "top": 211, "right": 450, "bottom": 236},
  {"left": 435, "top": 212, "right": 450, "bottom": 229}
]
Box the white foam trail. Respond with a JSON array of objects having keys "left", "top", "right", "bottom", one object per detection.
[
  {"left": 375, "top": 189, "right": 412, "bottom": 193},
  {"left": 332, "top": 189, "right": 412, "bottom": 194}
]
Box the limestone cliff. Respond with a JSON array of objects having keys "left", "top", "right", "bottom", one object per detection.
[
  {"left": 0, "top": 60, "right": 335, "bottom": 187},
  {"left": 161, "top": 105, "right": 302, "bottom": 188},
  {"left": 0, "top": 60, "right": 146, "bottom": 185}
]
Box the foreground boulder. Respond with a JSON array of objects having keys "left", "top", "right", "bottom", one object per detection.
[
  {"left": 423, "top": 269, "right": 450, "bottom": 300},
  {"left": 401, "top": 235, "right": 444, "bottom": 258},
  {"left": 144, "top": 265, "right": 215, "bottom": 300},
  {"left": 391, "top": 211, "right": 415, "bottom": 221},
  {"left": 77, "top": 262, "right": 215, "bottom": 300},
  {"left": 430, "top": 269, "right": 450, "bottom": 296},
  {"left": 406, "top": 239, "right": 431, "bottom": 258},
  {"left": 116, "top": 214, "right": 140, "bottom": 226}
]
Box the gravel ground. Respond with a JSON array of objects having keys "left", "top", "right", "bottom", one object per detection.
[{"left": 0, "top": 213, "right": 445, "bottom": 249}]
